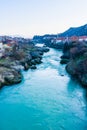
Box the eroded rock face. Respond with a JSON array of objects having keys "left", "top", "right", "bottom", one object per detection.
[
  {"left": 0, "top": 43, "right": 49, "bottom": 88},
  {"left": 0, "top": 67, "right": 22, "bottom": 88},
  {"left": 30, "top": 65, "right": 37, "bottom": 69},
  {"left": 66, "top": 57, "right": 87, "bottom": 86},
  {"left": 66, "top": 60, "right": 77, "bottom": 75},
  {"left": 64, "top": 41, "right": 87, "bottom": 86}
]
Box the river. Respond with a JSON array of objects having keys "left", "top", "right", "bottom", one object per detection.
[{"left": 0, "top": 48, "right": 87, "bottom": 130}]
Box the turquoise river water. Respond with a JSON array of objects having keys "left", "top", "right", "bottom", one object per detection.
[{"left": 0, "top": 48, "right": 87, "bottom": 130}]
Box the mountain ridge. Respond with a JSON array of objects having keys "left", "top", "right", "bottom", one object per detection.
[{"left": 58, "top": 24, "right": 87, "bottom": 37}]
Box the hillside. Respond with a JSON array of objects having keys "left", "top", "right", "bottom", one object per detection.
[{"left": 58, "top": 24, "right": 87, "bottom": 37}]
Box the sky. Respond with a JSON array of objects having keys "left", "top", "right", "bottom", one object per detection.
[{"left": 0, "top": 0, "right": 87, "bottom": 38}]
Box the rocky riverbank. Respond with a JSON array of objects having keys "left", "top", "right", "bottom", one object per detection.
[
  {"left": 0, "top": 43, "right": 49, "bottom": 88},
  {"left": 60, "top": 41, "right": 87, "bottom": 86}
]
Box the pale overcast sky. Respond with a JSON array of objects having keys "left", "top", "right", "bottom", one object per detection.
[{"left": 0, "top": 0, "right": 87, "bottom": 37}]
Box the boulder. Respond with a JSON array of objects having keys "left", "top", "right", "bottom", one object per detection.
[
  {"left": 30, "top": 65, "right": 37, "bottom": 69},
  {"left": 60, "top": 58, "right": 69, "bottom": 64},
  {"left": 0, "top": 67, "right": 22, "bottom": 87},
  {"left": 24, "top": 63, "right": 30, "bottom": 70}
]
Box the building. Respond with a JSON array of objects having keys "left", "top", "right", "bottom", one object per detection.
[{"left": 79, "top": 36, "right": 87, "bottom": 41}]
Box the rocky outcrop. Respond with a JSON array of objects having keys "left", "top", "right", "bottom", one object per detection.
[
  {"left": 66, "top": 59, "right": 87, "bottom": 86},
  {"left": 0, "top": 66, "right": 22, "bottom": 88},
  {"left": 0, "top": 43, "right": 49, "bottom": 88},
  {"left": 60, "top": 42, "right": 71, "bottom": 64},
  {"left": 61, "top": 41, "right": 87, "bottom": 86}
]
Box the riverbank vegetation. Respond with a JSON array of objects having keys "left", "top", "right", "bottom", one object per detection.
[{"left": 60, "top": 41, "right": 87, "bottom": 86}]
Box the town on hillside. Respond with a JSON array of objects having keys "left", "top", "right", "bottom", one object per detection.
[{"left": 0, "top": 36, "right": 32, "bottom": 58}]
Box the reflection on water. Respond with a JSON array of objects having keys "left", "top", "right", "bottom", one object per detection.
[{"left": 0, "top": 48, "right": 87, "bottom": 130}]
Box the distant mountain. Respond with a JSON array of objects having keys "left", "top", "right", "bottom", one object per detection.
[
  {"left": 33, "top": 34, "right": 57, "bottom": 40},
  {"left": 33, "top": 24, "right": 87, "bottom": 43},
  {"left": 58, "top": 24, "right": 87, "bottom": 37}
]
